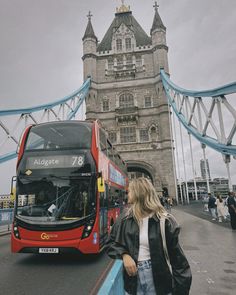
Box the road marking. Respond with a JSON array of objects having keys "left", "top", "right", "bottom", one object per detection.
[
  {"left": 206, "top": 277, "right": 215, "bottom": 284},
  {"left": 89, "top": 259, "right": 114, "bottom": 295},
  {"left": 190, "top": 259, "right": 200, "bottom": 265}
]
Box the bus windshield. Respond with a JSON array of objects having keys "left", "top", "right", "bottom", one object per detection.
[
  {"left": 25, "top": 122, "right": 92, "bottom": 151},
  {"left": 16, "top": 176, "right": 96, "bottom": 223}
]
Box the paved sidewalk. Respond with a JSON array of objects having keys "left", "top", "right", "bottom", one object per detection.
[
  {"left": 0, "top": 224, "right": 11, "bottom": 236},
  {"left": 172, "top": 207, "right": 236, "bottom": 295},
  {"left": 174, "top": 201, "right": 231, "bottom": 229}
]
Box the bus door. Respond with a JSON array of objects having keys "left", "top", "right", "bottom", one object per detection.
[{"left": 99, "top": 184, "right": 108, "bottom": 247}]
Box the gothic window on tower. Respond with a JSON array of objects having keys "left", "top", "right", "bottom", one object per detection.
[
  {"left": 116, "top": 39, "right": 122, "bottom": 51},
  {"left": 108, "top": 131, "right": 117, "bottom": 144},
  {"left": 126, "top": 55, "right": 132, "bottom": 68},
  {"left": 120, "top": 126, "right": 136, "bottom": 143},
  {"left": 119, "top": 93, "right": 134, "bottom": 108},
  {"left": 125, "top": 38, "right": 131, "bottom": 50},
  {"left": 102, "top": 100, "right": 109, "bottom": 112},
  {"left": 108, "top": 57, "right": 113, "bottom": 70},
  {"left": 117, "top": 55, "right": 123, "bottom": 70},
  {"left": 139, "top": 129, "right": 149, "bottom": 142},
  {"left": 144, "top": 96, "right": 152, "bottom": 108},
  {"left": 136, "top": 55, "right": 142, "bottom": 67}
]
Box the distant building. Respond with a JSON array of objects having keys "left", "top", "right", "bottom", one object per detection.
[
  {"left": 232, "top": 185, "right": 236, "bottom": 192},
  {"left": 0, "top": 194, "right": 11, "bottom": 209},
  {"left": 200, "top": 159, "right": 211, "bottom": 180},
  {"left": 181, "top": 177, "right": 229, "bottom": 201},
  {"left": 184, "top": 178, "right": 214, "bottom": 200},
  {"left": 211, "top": 178, "right": 229, "bottom": 197}
]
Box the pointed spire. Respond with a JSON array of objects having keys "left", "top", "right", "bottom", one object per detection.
[
  {"left": 151, "top": 1, "right": 166, "bottom": 33},
  {"left": 116, "top": 0, "right": 130, "bottom": 14},
  {"left": 82, "top": 11, "right": 97, "bottom": 41}
]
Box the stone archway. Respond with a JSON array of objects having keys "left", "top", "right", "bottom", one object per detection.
[
  {"left": 127, "top": 165, "right": 153, "bottom": 183},
  {"left": 126, "top": 160, "right": 155, "bottom": 183},
  {"left": 127, "top": 159, "right": 154, "bottom": 174},
  {"left": 126, "top": 161, "right": 162, "bottom": 196}
]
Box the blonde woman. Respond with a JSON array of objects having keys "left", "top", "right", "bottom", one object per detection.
[{"left": 106, "top": 177, "right": 192, "bottom": 295}]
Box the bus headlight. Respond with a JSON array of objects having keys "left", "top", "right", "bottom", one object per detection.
[
  {"left": 13, "top": 223, "right": 21, "bottom": 239},
  {"left": 81, "top": 219, "right": 95, "bottom": 239}
]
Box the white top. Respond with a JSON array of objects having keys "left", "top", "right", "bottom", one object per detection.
[{"left": 138, "top": 216, "right": 151, "bottom": 262}]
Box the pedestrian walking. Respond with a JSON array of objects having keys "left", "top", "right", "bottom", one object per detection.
[
  {"left": 159, "top": 196, "right": 165, "bottom": 207},
  {"left": 227, "top": 192, "right": 236, "bottom": 230},
  {"left": 202, "top": 194, "right": 209, "bottom": 212},
  {"left": 216, "top": 195, "right": 226, "bottom": 222},
  {"left": 164, "top": 196, "right": 172, "bottom": 212},
  {"left": 208, "top": 193, "right": 217, "bottom": 220},
  {"left": 105, "top": 177, "right": 192, "bottom": 295}
]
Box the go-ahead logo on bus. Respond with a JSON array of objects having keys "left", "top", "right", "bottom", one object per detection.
[{"left": 41, "top": 233, "right": 58, "bottom": 240}]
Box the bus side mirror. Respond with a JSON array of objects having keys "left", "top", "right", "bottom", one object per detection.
[
  {"left": 97, "top": 177, "right": 105, "bottom": 193},
  {"left": 11, "top": 176, "right": 17, "bottom": 201}
]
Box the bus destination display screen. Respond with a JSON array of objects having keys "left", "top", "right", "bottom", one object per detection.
[{"left": 26, "top": 155, "right": 85, "bottom": 170}]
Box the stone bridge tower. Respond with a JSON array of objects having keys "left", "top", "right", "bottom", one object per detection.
[{"left": 82, "top": 3, "right": 175, "bottom": 198}]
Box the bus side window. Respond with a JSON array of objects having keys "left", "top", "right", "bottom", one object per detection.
[
  {"left": 108, "top": 187, "right": 121, "bottom": 207},
  {"left": 107, "top": 140, "right": 114, "bottom": 162},
  {"left": 114, "top": 151, "right": 119, "bottom": 166},
  {"left": 108, "top": 187, "right": 114, "bottom": 208},
  {"left": 100, "top": 184, "right": 108, "bottom": 208},
  {"left": 99, "top": 192, "right": 104, "bottom": 208},
  {"left": 120, "top": 191, "right": 125, "bottom": 206},
  {"left": 99, "top": 129, "right": 107, "bottom": 155},
  {"left": 104, "top": 184, "right": 108, "bottom": 208}
]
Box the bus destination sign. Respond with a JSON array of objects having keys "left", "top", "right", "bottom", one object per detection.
[{"left": 26, "top": 155, "right": 85, "bottom": 169}]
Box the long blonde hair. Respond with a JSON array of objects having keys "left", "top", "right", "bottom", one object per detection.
[{"left": 128, "top": 177, "right": 166, "bottom": 224}]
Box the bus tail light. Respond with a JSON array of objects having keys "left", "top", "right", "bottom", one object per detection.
[
  {"left": 81, "top": 218, "right": 95, "bottom": 239},
  {"left": 13, "top": 222, "right": 21, "bottom": 239}
]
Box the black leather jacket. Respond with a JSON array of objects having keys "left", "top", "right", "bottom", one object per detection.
[{"left": 105, "top": 212, "right": 192, "bottom": 295}]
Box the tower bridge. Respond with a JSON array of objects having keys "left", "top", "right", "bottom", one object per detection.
[{"left": 0, "top": 2, "right": 236, "bottom": 295}]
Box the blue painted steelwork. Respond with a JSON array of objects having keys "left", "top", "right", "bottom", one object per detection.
[
  {"left": 160, "top": 70, "right": 236, "bottom": 156},
  {"left": 0, "top": 151, "right": 17, "bottom": 164},
  {"left": 0, "top": 78, "right": 91, "bottom": 164},
  {"left": 0, "top": 78, "right": 91, "bottom": 116},
  {"left": 66, "top": 82, "right": 89, "bottom": 120},
  {"left": 160, "top": 70, "right": 236, "bottom": 97},
  {"left": 97, "top": 260, "right": 125, "bottom": 295}
]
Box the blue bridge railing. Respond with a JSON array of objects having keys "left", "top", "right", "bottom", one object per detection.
[
  {"left": 98, "top": 260, "right": 125, "bottom": 295},
  {"left": 0, "top": 209, "right": 14, "bottom": 233}
]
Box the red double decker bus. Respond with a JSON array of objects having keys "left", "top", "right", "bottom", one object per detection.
[{"left": 11, "top": 120, "right": 128, "bottom": 254}]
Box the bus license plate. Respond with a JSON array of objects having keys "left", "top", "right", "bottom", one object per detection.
[{"left": 39, "top": 248, "right": 59, "bottom": 254}]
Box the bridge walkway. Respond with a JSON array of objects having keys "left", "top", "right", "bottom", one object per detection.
[{"left": 1, "top": 204, "right": 236, "bottom": 294}]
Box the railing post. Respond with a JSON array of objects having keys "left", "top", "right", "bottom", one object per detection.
[
  {"left": 202, "top": 144, "right": 210, "bottom": 193},
  {"left": 179, "top": 121, "right": 189, "bottom": 204},
  {"left": 224, "top": 155, "right": 232, "bottom": 192},
  {"left": 188, "top": 133, "right": 198, "bottom": 200}
]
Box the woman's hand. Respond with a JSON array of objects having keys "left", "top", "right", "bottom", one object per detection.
[{"left": 122, "top": 254, "right": 137, "bottom": 276}]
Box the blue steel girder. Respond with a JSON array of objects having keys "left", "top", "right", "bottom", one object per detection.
[
  {"left": 160, "top": 70, "right": 236, "bottom": 156},
  {"left": 0, "top": 78, "right": 91, "bottom": 164}
]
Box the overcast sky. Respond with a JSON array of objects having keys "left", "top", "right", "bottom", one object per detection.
[{"left": 0, "top": 0, "right": 236, "bottom": 193}]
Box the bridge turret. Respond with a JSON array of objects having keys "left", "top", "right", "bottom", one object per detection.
[
  {"left": 151, "top": 2, "right": 169, "bottom": 74},
  {"left": 82, "top": 11, "right": 98, "bottom": 82}
]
